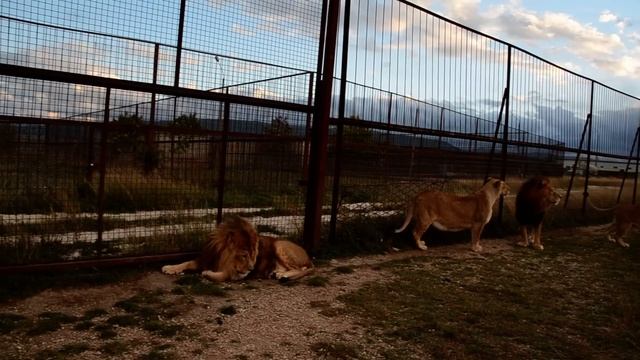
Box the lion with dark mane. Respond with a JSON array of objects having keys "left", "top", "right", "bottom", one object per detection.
[
  {"left": 162, "top": 217, "right": 313, "bottom": 282},
  {"left": 515, "top": 177, "right": 561, "bottom": 250}
]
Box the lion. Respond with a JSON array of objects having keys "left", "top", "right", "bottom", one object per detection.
[
  {"left": 587, "top": 199, "right": 640, "bottom": 248},
  {"left": 162, "top": 217, "right": 313, "bottom": 282},
  {"left": 515, "top": 177, "right": 561, "bottom": 250},
  {"left": 395, "top": 177, "right": 510, "bottom": 252}
]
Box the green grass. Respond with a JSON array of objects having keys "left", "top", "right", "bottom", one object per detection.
[
  {"left": 306, "top": 276, "right": 329, "bottom": 287},
  {"left": 334, "top": 266, "right": 355, "bottom": 274},
  {"left": 0, "top": 313, "right": 29, "bottom": 334},
  {"left": 310, "top": 341, "right": 362, "bottom": 359},
  {"left": 101, "top": 340, "right": 130, "bottom": 356},
  {"left": 219, "top": 305, "right": 237, "bottom": 316},
  {"left": 26, "top": 312, "right": 78, "bottom": 336},
  {"left": 338, "top": 234, "right": 640, "bottom": 359},
  {"left": 173, "top": 275, "right": 227, "bottom": 296}
]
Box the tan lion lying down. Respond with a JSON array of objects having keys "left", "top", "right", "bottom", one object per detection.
[
  {"left": 395, "top": 178, "right": 510, "bottom": 252},
  {"left": 162, "top": 217, "right": 313, "bottom": 282}
]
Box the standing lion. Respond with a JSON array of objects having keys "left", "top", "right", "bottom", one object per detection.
[
  {"left": 162, "top": 217, "right": 313, "bottom": 282},
  {"left": 515, "top": 177, "right": 561, "bottom": 250},
  {"left": 395, "top": 177, "right": 510, "bottom": 252}
]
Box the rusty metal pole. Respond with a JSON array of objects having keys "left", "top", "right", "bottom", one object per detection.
[
  {"left": 302, "top": 0, "right": 341, "bottom": 254},
  {"left": 96, "top": 87, "right": 111, "bottom": 257},
  {"left": 302, "top": 72, "right": 315, "bottom": 182},
  {"left": 216, "top": 97, "right": 230, "bottom": 225},
  {"left": 564, "top": 114, "right": 590, "bottom": 208},
  {"left": 328, "top": 0, "right": 351, "bottom": 244},
  {"left": 483, "top": 88, "right": 507, "bottom": 182},
  {"left": 498, "top": 46, "right": 512, "bottom": 221},
  {"left": 616, "top": 127, "right": 638, "bottom": 203},
  {"left": 634, "top": 126, "right": 640, "bottom": 204},
  {"left": 174, "top": 0, "right": 186, "bottom": 88},
  {"left": 582, "top": 81, "right": 595, "bottom": 215}
]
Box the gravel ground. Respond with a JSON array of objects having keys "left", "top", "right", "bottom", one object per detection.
[{"left": 0, "top": 239, "right": 513, "bottom": 360}]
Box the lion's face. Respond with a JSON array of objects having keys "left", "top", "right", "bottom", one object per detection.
[
  {"left": 541, "top": 182, "right": 562, "bottom": 209},
  {"left": 214, "top": 218, "right": 260, "bottom": 280}
]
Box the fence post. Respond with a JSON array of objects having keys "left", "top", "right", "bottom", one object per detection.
[
  {"left": 634, "top": 126, "right": 640, "bottom": 204},
  {"left": 582, "top": 81, "right": 595, "bottom": 215},
  {"left": 302, "top": 72, "right": 315, "bottom": 182},
  {"left": 564, "top": 114, "right": 591, "bottom": 208},
  {"left": 96, "top": 87, "right": 111, "bottom": 257},
  {"left": 216, "top": 97, "right": 230, "bottom": 225},
  {"left": 174, "top": 0, "right": 186, "bottom": 88},
  {"left": 302, "top": 0, "right": 340, "bottom": 254},
  {"left": 616, "top": 127, "right": 639, "bottom": 203},
  {"left": 498, "top": 46, "right": 512, "bottom": 221},
  {"left": 483, "top": 88, "right": 507, "bottom": 181},
  {"left": 328, "top": 0, "right": 351, "bottom": 243},
  {"left": 144, "top": 43, "right": 160, "bottom": 174}
]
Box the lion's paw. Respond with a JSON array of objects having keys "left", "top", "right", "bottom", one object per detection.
[
  {"left": 471, "top": 245, "right": 483, "bottom": 252},
  {"left": 417, "top": 241, "right": 428, "bottom": 251},
  {"left": 162, "top": 265, "right": 182, "bottom": 275},
  {"left": 618, "top": 241, "right": 630, "bottom": 248},
  {"left": 516, "top": 241, "right": 529, "bottom": 247},
  {"left": 532, "top": 244, "right": 544, "bottom": 251}
]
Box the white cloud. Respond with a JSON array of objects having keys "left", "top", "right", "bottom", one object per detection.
[{"left": 599, "top": 10, "right": 617, "bottom": 23}]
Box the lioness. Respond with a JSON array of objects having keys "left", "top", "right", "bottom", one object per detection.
[
  {"left": 395, "top": 178, "right": 510, "bottom": 252},
  {"left": 588, "top": 200, "right": 640, "bottom": 248},
  {"left": 515, "top": 177, "right": 562, "bottom": 250},
  {"left": 162, "top": 217, "right": 313, "bottom": 282}
]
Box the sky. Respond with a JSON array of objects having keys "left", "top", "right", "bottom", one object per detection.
[{"left": 416, "top": 0, "right": 640, "bottom": 97}]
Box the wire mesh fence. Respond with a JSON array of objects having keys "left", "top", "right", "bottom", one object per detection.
[{"left": 1, "top": 0, "right": 640, "bottom": 269}]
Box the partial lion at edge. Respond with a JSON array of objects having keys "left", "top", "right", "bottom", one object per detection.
[{"left": 162, "top": 217, "right": 313, "bottom": 282}]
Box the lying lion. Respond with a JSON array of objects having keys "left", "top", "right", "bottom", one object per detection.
[
  {"left": 162, "top": 217, "right": 313, "bottom": 282},
  {"left": 395, "top": 177, "right": 510, "bottom": 252}
]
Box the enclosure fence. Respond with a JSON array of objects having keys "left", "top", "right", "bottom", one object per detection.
[{"left": 1, "top": 0, "right": 639, "bottom": 270}]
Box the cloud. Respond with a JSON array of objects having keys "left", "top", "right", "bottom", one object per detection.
[{"left": 599, "top": 10, "right": 618, "bottom": 23}]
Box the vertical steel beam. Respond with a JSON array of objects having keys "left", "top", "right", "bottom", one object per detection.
[
  {"left": 302, "top": 72, "right": 315, "bottom": 182},
  {"left": 174, "top": 0, "right": 187, "bottom": 88},
  {"left": 582, "top": 81, "right": 595, "bottom": 215},
  {"left": 328, "top": 0, "right": 351, "bottom": 244},
  {"left": 634, "top": 126, "right": 640, "bottom": 204},
  {"left": 563, "top": 114, "right": 590, "bottom": 208},
  {"left": 216, "top": 98, "right": 230, "bottom": 225},
  {"left": 498, "top": 46, "right": 512, "bottom": 220},
  {"left": 483, "top": 88, "right": 507, "bottom": 182},
  {"left": 96, "top": 87, "right": 111, "bottom": 257},
  {"left": 302, "top": 0, "right": 341, "bottom": 254},
  {"left": 616, "top": 127, "right": 639, "bottom": 203}
]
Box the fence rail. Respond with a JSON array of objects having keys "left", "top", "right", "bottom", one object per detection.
[{"left": 1, "top": 0, "right": 639, "bottom": 271}]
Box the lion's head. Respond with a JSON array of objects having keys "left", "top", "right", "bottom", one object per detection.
[
  {"left": 515, "top": 177, "right": 561, "bottom": 225},
  {"left": 201, "top": 217, "right": 260, "bottom": 281},
  {"left": 484, "top": 177, "right": 511, "bottom": 197}
]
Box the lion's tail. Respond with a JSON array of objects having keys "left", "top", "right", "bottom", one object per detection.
[
  {"left": 279, "top": 267, "right": 315, "bottom": 282},
  {"left": 395, "top": 200, "right": 414, "bottom": 233},
  {"left": 587, "top": 197, "right": 620, "bottom": 212}
]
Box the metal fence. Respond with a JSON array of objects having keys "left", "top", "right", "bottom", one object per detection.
[{"left": 1, "top": 0, "right": 639, "bottom": 270}]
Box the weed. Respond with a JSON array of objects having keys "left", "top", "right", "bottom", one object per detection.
[
  {"left": 106, "top": 314, "right": 138, "bottom": 327},
  {"left": 334, "top": 266, "right": 355, "bottom": 274},
  {"left": 27, "top": 312, "right": 77, "bottom": 336},
  {"left": 0, "top": 313, "right": 28, "bottom": 334},
  {"left": 101, "top": 340, "right": 129, "bottom": 356},
  {"left": 140, "top": 344, "right": 177, "bottom": 360},
  {"left": 219, "top": 305, "right": 237, "bottom": 316},
  {"left": 310, "top": 341, "right": 362, "bottom": 359},
  {"left": 306, "top": 276, "right": 329, "bottom": 287},
  {"left": 82, "top": 308, "right": 108, "bottom": 320}
]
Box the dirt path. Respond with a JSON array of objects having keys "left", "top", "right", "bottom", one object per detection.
[{"left": 0, "top": 238, "right": 515, "bottom": 360}]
